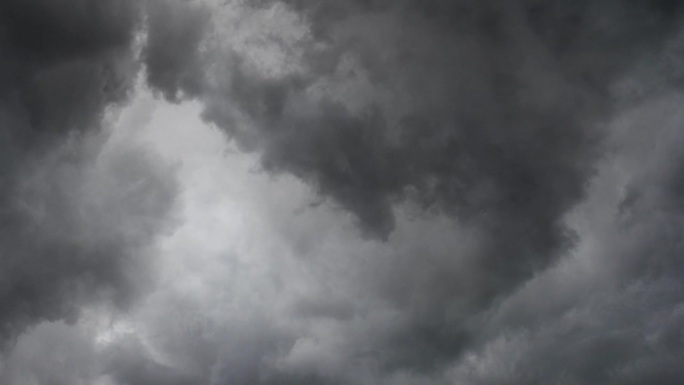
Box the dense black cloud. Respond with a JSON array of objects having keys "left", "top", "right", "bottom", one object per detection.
[
  {"left": 143, "top": 0, "right": 209, "bottom": 101},
  {"left": 0, "top": 0, "right": 140, "bottom": 137},
  {"left": 0, "top": 0, "right": 177, "bottom": 348},
  {"left": 147, "top": 0, "right": 682, "bottom": 290},
  {"left": 139, "top": 0, "right": 684, "bottom": 375},
  {"left": 450, "top": 93, "right": 684, "bottom": 385},
  {"left": 3, "top": 1, "right": 684, "bottom": 385},
  {"left": 189, "top": 0, "right": 682, "bottom": 238}
]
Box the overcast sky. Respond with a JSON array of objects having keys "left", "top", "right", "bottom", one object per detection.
[{"left": 2, "top": 1, "right": 684, "bottom": 384}]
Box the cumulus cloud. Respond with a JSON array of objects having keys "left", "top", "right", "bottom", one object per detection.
[
  {"left": 448, "top": 93, "right": 684, "bottom": 385},
  {"left": 3, "top": 1, "right": 684, "bottom": 385},
  {"left": 139, "top": 1, "right": 684, "bottom": 316},
  {"left": 0, "top": 0, "right": 177, "bottom": 348},
  {"left": 139, "top": 1, "right": 684, "bottom": 377}
]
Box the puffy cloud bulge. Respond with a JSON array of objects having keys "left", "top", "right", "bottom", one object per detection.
[
  {"left": 1, "top": 1, "right": 684, "bottom": 384},
  {"left": 0, "top": 0, "right": 175, "bottom": 348}
]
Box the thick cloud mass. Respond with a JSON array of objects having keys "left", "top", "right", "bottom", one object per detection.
[
  {"left": 0, "top": 0, "right": 176, "bottom": 348},
  {"left": 142, "top": 0, "right": 684, "bottom": 360},
  {"left": 3, "top": 1, "right": 684, "bottom": 385}
]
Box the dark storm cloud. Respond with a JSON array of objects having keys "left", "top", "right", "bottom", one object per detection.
[
  {"left": 139, "top": 0, "right": 684, "bottom": 377},
  {"left": 0, "top": 0, "right": 140, "bottom": 137},
  {"left": 102, "top": 0, "right": 684, "bottom": 380},
  {"left": 143, "top": 0, "right": 209, "bottom": 101},
  {"left": 449, "top": 93, "right": 684, "bottom": 385},
  {"left": 4, "top": 1, "right": 684, "bottom": 385},
  {"left": 0, "top": 0, "right": 177, "bottom": 348},
  {"left": 188, "top": 0, "right": 682, "bottom": 239},
  {"left": 0, "top": 138, "right": 177, "bottom": 345}
]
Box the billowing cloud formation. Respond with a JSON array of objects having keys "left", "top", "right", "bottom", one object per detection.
[
  {"left": 141, "top": 0, "right": 684, "bottom": 357},
  {"left": 0, "top": 0, "right": 176, "bottom": 348},
  {"left": 3, "top": 1, "right": 684, "bottom": 385},
  {"left": 6, "top": 87, "right": 682, "bottom": 385}
]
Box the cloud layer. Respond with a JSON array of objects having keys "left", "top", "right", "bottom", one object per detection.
[
  {"left": 0, "top": 0, "right": 176, "bottom": 347},
  {"left": 2, "top": 1, "right": 684, "bottom": 385}
]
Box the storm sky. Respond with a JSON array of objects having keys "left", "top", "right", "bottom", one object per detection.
[{"left": 2, "top": 1, "right": 684, "bottom": 384}]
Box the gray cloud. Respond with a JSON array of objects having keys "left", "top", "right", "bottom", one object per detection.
[
  {"left": 66, "top": 86, "right": 684, "bottom": 385},
  {"left": 0, "top": 0, "right": 177, "bottom": 349},
  {"left": 0, "top": 321, "right": 100, "bottom": 385},
  {"left": 4, "top": 1, "right": 684, "bottom": 385},
  {"left": 448, "top": 94, "right": 684, "bottom": 384},
  {"left": 137, "top": 0, "right": 684, "bottom": 377},
  {"left": 0, "top": 136, "right": 177, "bottom": 344}
]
